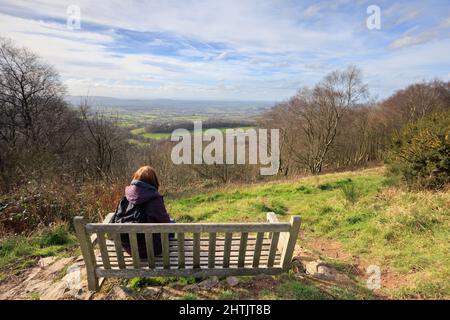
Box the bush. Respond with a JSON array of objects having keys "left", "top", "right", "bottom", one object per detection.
[
  {"left": 385, "top": 112, "right": 450, "bottom": 190},
  {"left": 340, "top": 182, "right": 360, "bottom": 204},
  {"left": 37, "top": 225, "right": 74, "bottom": 247}
]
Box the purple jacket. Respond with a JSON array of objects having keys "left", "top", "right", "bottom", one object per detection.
[
  {"left": 122, "top": 182, "right": 171, "bottom": 257},
  {"left": 124, "top": 183, "right": 171, "bottom": 224}
]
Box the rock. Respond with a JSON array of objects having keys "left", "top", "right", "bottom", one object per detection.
[
  {"left": 255, "top": 274, "right": 273, "bottom": 280},
  {"left": 38, "top": 256, "right": 57, "bottom": 268},
  {"left": 317, "top": 265, "right": 334, "bottom": 278},
  {"left": 0, "top": 256, "right": 85, "bottom": 300},
  {"left": 142, "top": 286, "right": 161, "bottom": 299},
  {"left": 105, "top": 285, "right": 135, "bottom": 300},
  {"left": 40, "top": 281, "right": 69, "bottom": 300},
  {"left": 292, "top": 258, "right": 306, "bottom": 273},
  {"left": 304, "top": 260, "right": 336, "bottom": 280},
  {"left": 184, "top": 284, "right": 199, "bottom": 291},
  {"left": 197, "top": 276, "right": 219, "bottom": 289},
  {"left": 226, "top": 276, "right": 240, "bottom": 287},
  {"left": 65, "top": 265, "right": 82, "bottom": 288},
  {"left": 305, "top": 260, "right": 321, "bottom": 275},
  {"left": 160, "top": 286, "right": 185, "bottom": 300}
]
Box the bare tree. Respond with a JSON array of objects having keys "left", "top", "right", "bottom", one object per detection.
[
  {"left": 0, "top": 38, "right": 68, "bottom": 148},
  {"left": 286, "top": 66, "right": 368, "bottom": 174},
  {"left": 0, "top": 38, "right": 77, "bottom": 191},
  {"left": 79, "top": 103, "right": 128, "bottom": 181}
]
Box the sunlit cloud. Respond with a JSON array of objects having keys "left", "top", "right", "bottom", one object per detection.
[{"left": 0, "top": 0, "right": 449, "bottom": 100}]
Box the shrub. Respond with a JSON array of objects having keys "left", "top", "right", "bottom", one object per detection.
[
  {"left": 385, "top": 111, "right": 450, "bottom": 190},
  {"left": 37, "top": 225, "right": 74, "bottom": 247},
  {"left": 340, "top": 182, "right": 360, "bottom": 204}
]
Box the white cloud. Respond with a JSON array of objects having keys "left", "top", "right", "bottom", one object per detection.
[
  {"left": 0, "top": 0, "right": 448, "bottom": 100},
  {"left": 390, "top": 30, "right": 439, "bottom": 49}
]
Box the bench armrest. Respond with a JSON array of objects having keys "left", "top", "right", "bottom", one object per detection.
[
  {"left": 103, "top": 212, "right": 115, "bottom": 224},
  {"left": 266, "top": 212, "right": 279, "bottom": 223},
  {"left": 90, "top": 212, "right": 115, "bottom": 245}
]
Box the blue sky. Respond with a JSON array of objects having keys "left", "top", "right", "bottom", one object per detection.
[{"left": 0, "top": 0, "right": 449, "bottom": 101}]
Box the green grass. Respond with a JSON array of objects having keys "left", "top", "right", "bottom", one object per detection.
[
  {"left": 165, "top": 167, "right": 449, "bottom": 299},
  {"left": 180, "top": 293, "right": 198, "bottom": 300},
  {"left": 141, "top": 132, "right": 172, "bottom": 140},
  {"left": 0, "top": 225, "right": 77, "bottom": 280},
  {"left": 127, "top": 276, "right": 200, "bottom": 290}
]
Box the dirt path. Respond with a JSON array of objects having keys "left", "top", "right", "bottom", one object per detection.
[{"left": 307, "top": 238, "right": 409, "bottom": 298}]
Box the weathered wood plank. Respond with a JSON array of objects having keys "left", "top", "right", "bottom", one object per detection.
[
  {"left": 112, "top": 233, "right": 126, "bottom": 269},
  {"left": 129, "top": 233, "right": 140, "bottom": 269},
  {"left": 252, "top": 232, "right": 264, "bottom": 267},
  {"left": 238, "top": 232, "right": 248, "bottom": 267},
  {"left": 97, "top": 267, "right": 283, "bottom": 278},
  {"left": 193, "top": 233, "right": 200, "bottom": 268},
  {"left": 267, "top": 232, "right": 280, "bottom": 267},
  {"left": 97, "top": 232, "right": 111, "bottom": 269},
  {"left": 223, "top": 232, "right": 232, "bottom": 268},
  {"left": 144, "top": 233, "right": 155, "bottom": 268},
  {"left": 73, "top": 217, "right": 98, "bottom": 291},
  {"left": 87, "top": 222, "right": 290, "bottom": 233},
  {"left": 162, "top": 233, "right": 170, "bottom": 269},
  {"left": 177, "top": 233, "right": 185, "bottom": 269},
  {"left": 280, "top": 216, "right": 301, "bottom": 270},
  {"left": 208, "top": 233, "right": 216, "bottom": 268},
  {"left": 90, "top": 213, "right": 115, "bottom": 246}
]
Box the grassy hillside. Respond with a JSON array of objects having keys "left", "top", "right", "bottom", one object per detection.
[
  {"left": 1, "top": 167, "right": 448, "bottom": 299},
  {"left": 166, "top": 167, "right": 449, "bottom": 299}
]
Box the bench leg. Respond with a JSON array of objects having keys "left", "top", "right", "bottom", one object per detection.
[
  {"left": 74, "top": 216, "right": 100, "bottom": 292},
  {"left": 281, "top": 216, "right": 301, "bottom": 271},
  {"left": 86, "top": 271, "right": 100, "bottom": 291}
]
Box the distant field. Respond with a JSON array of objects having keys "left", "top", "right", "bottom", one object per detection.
[
  {"left": 130, "top": 126, "right": 256, "bottom": 141},
  {"left": 90, "top": 103, "right": 262, "bottom": 143}
]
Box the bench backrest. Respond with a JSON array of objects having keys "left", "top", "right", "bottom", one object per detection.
[{"left": 74, "top": 212, "right": 300, "bottom": 281}]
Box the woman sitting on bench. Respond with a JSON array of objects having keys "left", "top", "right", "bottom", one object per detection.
[{"left": 113, "top": 165, "right": 173, "bottom": 258}]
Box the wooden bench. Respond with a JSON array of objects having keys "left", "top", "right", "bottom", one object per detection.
[{"left": 74, "top": 212, "right": 301, "bottom": 291}]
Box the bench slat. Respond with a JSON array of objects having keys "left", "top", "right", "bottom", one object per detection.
[
  {"left": 208, "top": 233, "right": 216, "bottom": 268},
  {"left": 113, "top": 233, "right": 126, "bottom": 269},
  {"left": 162, "top": 233, "right": 170, "bottom": 269},
  {"left": 252, "top": 232, "right": 264, "bottom": 267},
  {"left": 177, "top": 233, "right": 185, "bottom": 269},
  {"left": 97, "top": 232, "right": 111, "bottom": 269},
  {"left": 144, "top": 233, "right": 155, "bottom": 268},
  {"left": 268, "top": 232, "right": 280, "bottom": 267},
  {"left": 193, "top": 233, "right": 200, "bottom": 269},
  {"left": 96, "top": 266, "right": 283, "bottom": 278},
  {"left": 129, "top": 233, "right": 140, "bottom": 269},
  {"left": 223, "top": 232, "right": 232, "bottom": 268},
  {"left": 238, "top": 232, "right": 248, "bottom": 267},
  {"left": 87, "top": 223, "right": 290, "bottom": 233}
]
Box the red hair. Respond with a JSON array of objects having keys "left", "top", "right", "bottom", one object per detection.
[{"left": 132, "top": 166, "right": 160, "bottom": 189}]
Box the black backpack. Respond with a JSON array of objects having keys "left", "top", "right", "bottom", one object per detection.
[{"left": 111, "top": 196, "right": 148, "bottom": 224}]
